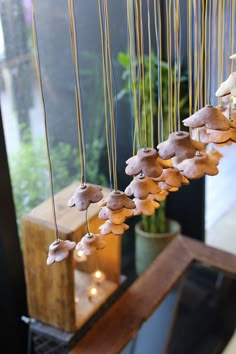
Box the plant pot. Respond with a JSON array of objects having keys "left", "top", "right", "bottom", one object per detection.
[{"left": 135, "top": 219, "right": 181, "bottom": 275}]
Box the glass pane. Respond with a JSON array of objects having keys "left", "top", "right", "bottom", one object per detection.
[{"left": 0, "top": 0, "right": 131, "bottom": 241}]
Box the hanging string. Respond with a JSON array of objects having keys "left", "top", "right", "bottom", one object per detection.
[
  {"left": 166, "top": 0, "right": 172, "bottom": 134},
  {"left": 231, "top": 0, "right": 235, "bottom": 73},
  {"left": 193, "top": 0, "right": 199, "bottom": 111},
  {"left": 103, "top": 0, "right": 118, "bottom": 191},
  {"left": 207, "top": 0, "right": 212, "bottom": 104},
  {"left": 187, "top": 0, "right": 192, "bottom": 116},
  {"left": 176, "top": 0, "right": 181, "bottom": 131},
  {"left": 154, "top": 0, "right": 163, "bottom": 142},
  {"left": 217, "top": 0, "right": 223, "bottom": 107},
  {"left": 97, "top": 0, "right": 113, "bottom": 190},
  {"left": 32, "top": 1, "right": 59, "bottom": 242},
  {"left": 173, "top": 1, "right": 177, "bottom": 133},
  {"left": 134, "top": 0, "right": 142, "bottom": 149},
  {"left": 127, "top": 0, "right": 140, "bottom": 154},
  {"left": 138, "top": 0, "right": 147, "bottom": 148},
  {"left": 68, "top": 0, "right": 86, "bottom": 185},
  {"left": 147, "top": 0, "right": 153, "bottom": 147},
  {"left": 212, "top": 0, "right": 217, "bottom": 105},
  {"left": 199, "top": 0, "right": 204, "bottom": 108}
]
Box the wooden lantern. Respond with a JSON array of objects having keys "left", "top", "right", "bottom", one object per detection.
[{"left": 21, "top": 182, "right": 121, "bottom": 332}]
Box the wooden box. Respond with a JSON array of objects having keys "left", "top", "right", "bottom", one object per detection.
[{"left": 21, "top": 182, "right": 121, "bottom": 332}]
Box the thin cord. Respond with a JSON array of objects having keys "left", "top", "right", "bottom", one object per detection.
[
  {"left": 187, "top": 0, "right": 192, "bottom": 116},
  {"left": 193, "top": 0, "right": 199, "bottom": 111},
  {"left": 166, "top": 0, "right": 172, "bottom": 134},
  {"left": 208, "top": 0, "right": 212, "bottom": 104},
  {"left": 154, "top": 0, "right": 163, "bottom": 143},
  {"left": 103, "top": 0, "right": 118, "bottom": 191},
  {"left": 127, "top": 0, "right": 140, "bottom": 154},
  {"left": 176, "top": 0, "right": 181, "bottom": 131},
  {"left": 147, "top": 0, "right": 153, "bottom": 147},
  {"left": 231, "top": 0, "right": 235, "bottom": 72},
  {"left": 138, "top": 0, "right": 147, "bottom": 148},
  {"left": 68, "top": 0, "right": 86, "bottom": 185},
  {"left": 32, "top": 1, "right": 59, "bottom": 242},
  {"left": 134, "top": 0, "right": 142, "bottom": 147},
  {"left": 97, "top": 0, "right": 113, "bottom": 190}
]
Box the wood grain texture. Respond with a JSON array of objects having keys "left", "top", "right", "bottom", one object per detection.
[
  {"left": 70, "top": 235, "right": 236, "bottom": 354},
  {"left": 21, "top": 183, "right": 121, "bottom": 332},
  {"left": 70, "top": 236, "right": 192, "bottom": 354}
]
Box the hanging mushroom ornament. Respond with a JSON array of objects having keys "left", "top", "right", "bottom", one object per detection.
[
  {"left": 98, "top": 190, "right": 135, "bottom": 236},
  {"left": 133, "top": 197, "right": 160, "bottom": 216},
  {"left": 215, "top": 72, "right": 236, "bottom": 97},
  {"left": 68, "top": 184, "right": 103, "bottom": 211},
  {"left": 207, "top": 119, "right": 236, "bottom": 144},
  {"left": 155, "top": 167, "right": 189, "bottom": 190},
  {"left": 125, "top": 148, "right": 163, "bottom": 178},
  {"left": 125, "top": 174, "right": 161, "bottom": 200},
  {"left": 157, "top": 131, "right": 204, "bottom": 165},
  {"left": 47, "top": 239, "right": 76, "bottom": 265},
  {"left": 182, "top": 105, "right": 231, "bottom": 131},
  {"left": 76, "top": 233, "right": 106, "bottom": 256},
  {"left": 177, "top": 151, "right": 219, "bottom": 180}
]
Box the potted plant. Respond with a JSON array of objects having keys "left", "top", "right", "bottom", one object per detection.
[{"left": 118, "top": 52, "right": 188, "bottom": 274}]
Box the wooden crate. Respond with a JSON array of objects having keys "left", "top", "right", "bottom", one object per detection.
[{"left": 22, "top": 182, "right": 121, "bottom": 332}]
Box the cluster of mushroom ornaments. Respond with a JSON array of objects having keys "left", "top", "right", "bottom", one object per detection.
[{"left": 46, "top": 53, "right": 236, "bottom": 265}]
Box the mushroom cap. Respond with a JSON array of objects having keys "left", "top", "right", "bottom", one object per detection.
[
  {"left": 148, "top": 190, "right": 169, "bottom": 202},
  {"left": 47, "top": 239, "right": 76, "bottom": 265},
  {"left": 75, "top": 233, "right": 106, "bottom": 255},
  {"left": 177, "top": 152, "right": 219, "bottom": 179},
  {"left": 125, "top": 148, "right": 163, "bottom": 178},
  {"left": 157, "top": 131, "right": 204, "bottom": 164},
  {"left": 215, "top": 72, "right": 236, "bottom": 97},
  {"left": 98, "top": 207, "right": 133, "bottom": 224},
  {"left": 68, "top": 184, "right": 103, "bottom": 211},
  {"left": 99, "top": 220, "right": 129, "bottom": 235},
  {"left": 100, "top": 190, "right": 135, "bottom": 211},
  {"left": 207, "top": 127, "right": 236, "bottom": 144},
  {"left": 208, "top": 148, "right": 223, "bottom": 163},
  {"left": 133, "top": 198, "right": 160, "bottom": 216},
  {"left": 182, "top": 105, "right": 230, "bottom": 130},
  {"left": 125, "top": 175, "right": 161, "bottom": 199},
  {"left": 155, "top": 167, "right": 189, "bottom": 188},
  {"left": 158, "top": 181, "right": 179, "bottom": 192}
]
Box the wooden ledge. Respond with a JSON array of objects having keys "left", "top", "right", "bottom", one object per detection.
[{"left": 70, "top": 235, "right": 236, "bottom": 354}]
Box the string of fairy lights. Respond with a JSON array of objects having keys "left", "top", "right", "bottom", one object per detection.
[{"left": 32, "top": 0, "right": 236, "bottom": 303}]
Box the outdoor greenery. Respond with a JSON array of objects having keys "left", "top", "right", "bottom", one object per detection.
[
  {"left": 118, "top": 51, "right": 188, "bottom": 233},
  {"left": 9, "top": 130, "right": 106, "bottom": 233}
]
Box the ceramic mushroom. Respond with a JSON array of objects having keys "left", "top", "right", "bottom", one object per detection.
[
  {"left": 47, "top": 239, "right": 76, "bottom": 265},
  {"left": 99, "top": 220, "right": 129, "bottom": 236},
  {"left": 157, "top": 131, "right": 204, "bottom": 164},
  {"left": 177, "top": 152, "right": 219, "bottom": 179},
  {"left": 68, "top": 184, "right": 103, "bottom": 211},
  {"left": 155, "top": 167, "right": 189, "bottom": 188},
  {"left": 99, "top": 190, "right": 135, "bottom": 211},
  {"left": 125, "top": 148, "right": 163, "bottom": 178},
  {"left": 215, "top": 72, "right": 236, "bottom": 97},
  {"left": 182, "top": 105, "right": 230, "bottom": 130},
  {"left": 76, "top": 233, "right": 106, "bottom": 256},
  {"left": 125, "top": 174, "right": 161, "bottom": 199},
  {"left": 98, "top": 207, "right": 133, "bottom": 224},
  {"left": 133, "top": 197, "right": 160, "bottom": 216}
]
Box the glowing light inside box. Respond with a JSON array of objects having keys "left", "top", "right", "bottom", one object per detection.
[
  {"left": 75, "top": 250, "right": 87, "bottom": 262},
  {"left": 92, "top": 270, "right": 106, "bottom": 284},
  {"left": 87, "top": 286, "right": 98, "bottom": 299}
]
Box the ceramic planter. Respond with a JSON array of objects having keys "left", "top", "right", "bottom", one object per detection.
[{"left": 135, "top": 219, "right": 181, "bottom": 275}]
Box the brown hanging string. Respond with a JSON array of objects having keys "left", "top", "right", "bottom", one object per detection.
[{"left": 32, "top": 1, "right": 59, "bottom": 242}]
